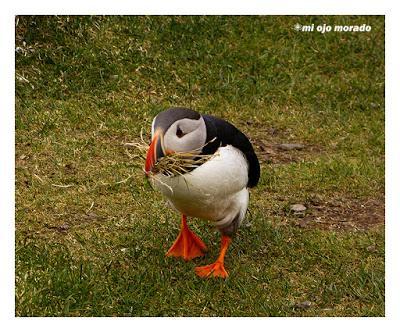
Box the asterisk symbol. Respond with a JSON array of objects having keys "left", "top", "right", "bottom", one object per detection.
[{"left": 293, "top": 23, "right": 302, "bottom": 31}]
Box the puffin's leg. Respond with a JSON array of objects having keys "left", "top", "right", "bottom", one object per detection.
[
  {"left": 166, "top": 214, "right": 207, "bottom": 261},
  {"left": 195, "top": 235, "right": 231, "bottom": 278}
]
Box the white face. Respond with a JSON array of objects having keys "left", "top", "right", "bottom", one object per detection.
[{"left": 162, "top": 117, "right": 207, "bottom": 153}]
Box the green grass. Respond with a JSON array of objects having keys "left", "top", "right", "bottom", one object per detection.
[{"left": 15, "top": 15, "right": 384, "bottom": 316}]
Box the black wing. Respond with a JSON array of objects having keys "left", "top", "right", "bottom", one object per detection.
[{"left": 202, "top": 114, "right": 260, "bottom": 188}]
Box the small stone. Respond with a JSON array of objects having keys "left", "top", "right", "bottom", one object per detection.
[
  {"left": 290, "top": 204, "right": 307, "bottom": 213},
  {"left": 58, "top": 224, "right": 69, "bottom": 231},
  {"left": 276, "top": 143, "right": 305, "bottom": 151},
  {"left": 295, "top": 301, "right": 312, "bottom": 309}
]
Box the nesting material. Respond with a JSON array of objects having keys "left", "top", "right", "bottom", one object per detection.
[
  {"left": 151, "top": 150, "right": 215, "bottom": 176},
  {"left": 126, "top": 134, "right": 216, "bottom": 177}
]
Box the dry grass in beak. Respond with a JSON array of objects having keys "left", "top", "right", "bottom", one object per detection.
[{"left": 124, "top": 133, "right": 216, "bottom": 177}]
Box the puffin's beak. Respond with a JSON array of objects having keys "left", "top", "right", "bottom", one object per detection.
[{"left": 145, "top": 132, "right": 165, "bottom": 175}]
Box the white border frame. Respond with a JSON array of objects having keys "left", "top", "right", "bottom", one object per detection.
[{"left": 2, "top": 1, "right": 398, "bottom": 331}]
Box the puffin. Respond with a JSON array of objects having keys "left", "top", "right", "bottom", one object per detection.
[{"left": 145, "top": 107, "right": 260, "bottom": 278}]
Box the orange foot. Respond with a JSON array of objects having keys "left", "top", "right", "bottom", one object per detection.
[
  {"left": 166, "top": 215, "right": 207, "bottom": 261},
  {"left": 195, "top": 262, "right": 228, "bottom": 278},
  {"left": 195, "top": 235, "right": 232, "bottom": 279}
]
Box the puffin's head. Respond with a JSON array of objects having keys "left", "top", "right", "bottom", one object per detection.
[{"left": 145, "top": 107, "right": 207, "bottom": 175}]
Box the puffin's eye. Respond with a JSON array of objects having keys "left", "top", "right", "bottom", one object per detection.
[{"left": 176, "top": 127, "right": 185, "bottom": 138}]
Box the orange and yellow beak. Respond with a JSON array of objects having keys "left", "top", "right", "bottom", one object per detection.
[{"left": 145, "top": 132, "right": 165, "bottom": 176}]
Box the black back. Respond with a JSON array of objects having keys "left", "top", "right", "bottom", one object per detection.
[{"left": 202, "top": 114, "right": 260, "bottom": 188}]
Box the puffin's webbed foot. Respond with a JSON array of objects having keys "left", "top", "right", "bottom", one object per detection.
[
  {"left": 166, "top": 215, "right": 207, "bottom": 261},
  {"left": 195, "top": 235, "right": 231, "bottom": 279},
  {"left": 195, "top": 261, "right": 228, "bottom": 278}
]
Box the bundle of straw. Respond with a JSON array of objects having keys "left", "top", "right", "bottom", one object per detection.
[
  {"left": 150, "top": 150, "right": 214, "bottom": 177},
  {"left": 125, "top": 132, "right": 216, "bottom": 177}
]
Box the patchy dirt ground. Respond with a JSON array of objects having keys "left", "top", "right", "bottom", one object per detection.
[
  {"left": 246, "top": 124, "right": 323, "bottom": 165},
  {"left": 245, "top": 125, "right": 384, "bottom": 232},
  {"left": 283, "top": 195, "right": 385, "bottom": 231},
  {"left": 252, "top": 137, "right": 322, "bottom": 165}
]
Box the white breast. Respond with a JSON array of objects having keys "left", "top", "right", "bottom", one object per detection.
[{"left": 149, "top": 145, "right": 250, "bottom": 228}]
